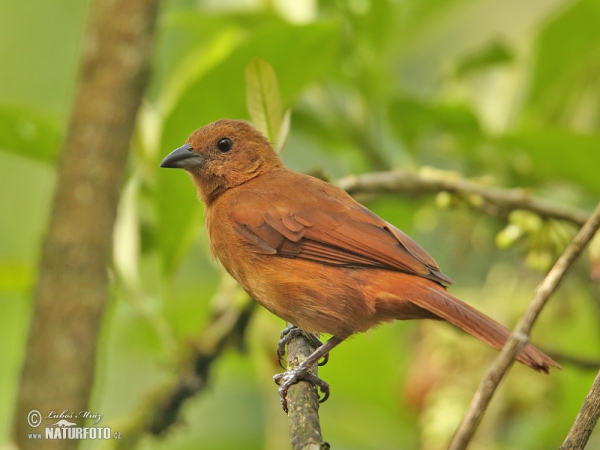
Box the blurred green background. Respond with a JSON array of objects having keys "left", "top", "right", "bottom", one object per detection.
[{"left": 2, "top": 0, "right": 600, "bottom": 449}]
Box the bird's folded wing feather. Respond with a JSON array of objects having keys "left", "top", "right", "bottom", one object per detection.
[{"left": 231, "top": 192, "right": 452, "bottom": 285}]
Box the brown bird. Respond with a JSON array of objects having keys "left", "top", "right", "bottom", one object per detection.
[{"left": 160, "top": 119, "right": 560, "bottom": 412}]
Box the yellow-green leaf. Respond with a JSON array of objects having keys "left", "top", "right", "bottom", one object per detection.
[
  {"left": 275, "top": 109, "right": 292, "bottom": 154},
  {"left": 245, "top": 57, "right": 282, "bottom": 143}
]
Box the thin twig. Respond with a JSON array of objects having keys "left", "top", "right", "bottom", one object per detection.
[
  {"left": 545, "top": 350, "right": 600, "bottom": 371},
  {"left": 448, "top": 201, "right": 600, "bottom": 450},
  {"left": 147, "top": 299, "right": 256, "bottom": 435},
  {"left": 105, "top": 291, "right": 256, "bottom": 449},
  {"left": 284, "top": 323, "right": 329, "bottom": 450},
  {"left": 336, "top": 169, "right": 589, "bottom": 225},
  {"left": 560, "top": 369, "right": 600, "bottom": 449}
]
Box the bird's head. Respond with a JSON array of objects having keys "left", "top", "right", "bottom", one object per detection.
[{"left": 160, "top": 119, "right": 283, "bottom": 204}]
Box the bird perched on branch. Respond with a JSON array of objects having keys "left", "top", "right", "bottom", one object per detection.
[{"left": 160, "top": 119, "right": 560, "bottom": 413}]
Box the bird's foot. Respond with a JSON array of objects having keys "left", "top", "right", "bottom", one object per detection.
[
  {"left": 273, "top": 366, "right": 330, "bottom": 413},
  {"left": 277, "top": 325, "right": 329, "bottom": 369},
  {"left": 273, "top": 336, "right": 344, "bottom": 413}
]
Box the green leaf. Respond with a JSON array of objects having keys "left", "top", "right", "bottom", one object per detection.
[
  {"left": 156, "top": 170, "right": 202, "bottom": 275},
  {"left": 454, "top": 40, "right": 514, "bottom": 77},
  {"left": 159, "top": 30, "right": 243, "bottom": 119},
  {"left": 245, "top": 57, "right": 282, "bottom": 143},
  {"left": 388, "top": 97, "right": 482, "bottom": 150},
  {"left": 0, "top": 104, "right": 61, "bottom": 163},
  {"left": 526, "top": 0, "right": 600, "bottom": 123},
  {"left": 497, "top": 130, "right": 600, "bottom": 194}
]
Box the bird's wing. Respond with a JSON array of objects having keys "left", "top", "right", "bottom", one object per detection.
[{"left": 230, "top": 190, "right": 453, "bottom": 285}]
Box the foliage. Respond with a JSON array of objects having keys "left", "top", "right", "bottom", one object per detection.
[{"left": 1, "top": 0, "right": 600, "bottom": 449}]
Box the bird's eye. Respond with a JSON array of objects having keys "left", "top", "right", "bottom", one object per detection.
[{"left": 217, "top": 138, "right": 232, "bottom": 152}]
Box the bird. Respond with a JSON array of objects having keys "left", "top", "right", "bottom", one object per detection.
[{"left": 160, "top": 119, "right": 560, "bottom": 412}]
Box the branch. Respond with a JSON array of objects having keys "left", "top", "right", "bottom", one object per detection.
[
  {"left": 560, "top": 369, "right": 600, "bottom": 449},
  {"left": 148, "top": 299, "right": 255, "bottom": 435},
  {"left": 284, "top": 323, "right": 329, "bottom": 450},
  {"left": 336, "top": 169, "right": 589, "bottom": 226},
  {"left": 545, "top": 350, "right": 600, "bottom": 371},
  {"left": 448, "top": 201, "right": 600, "bottom": 450},
  {"left": 13, "top": 0, "right": 159, "bottom": 448},
  {"left": 108, "top": 287, "right": 256, "bottom": 449}
]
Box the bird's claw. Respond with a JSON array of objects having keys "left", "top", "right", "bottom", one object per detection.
[
  {"left": 273, "top": 368, "right": 330, "bottom": 413},
  {"left": 318, "top": 352, "right": 329, "bottom": 367},
  {"left": 277, "top": 325, "right": 329, "bottom": 369},
  {"left": 277, "top": 325, "right": 303, "bottom": 369}
]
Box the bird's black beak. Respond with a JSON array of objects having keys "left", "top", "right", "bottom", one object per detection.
[{"left": 160, "top": 144, "right": 206, "bottom": 169}]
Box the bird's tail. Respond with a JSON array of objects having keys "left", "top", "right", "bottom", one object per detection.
[{"left": 395, "top": 281, "right": 561, "bottom": 373}]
